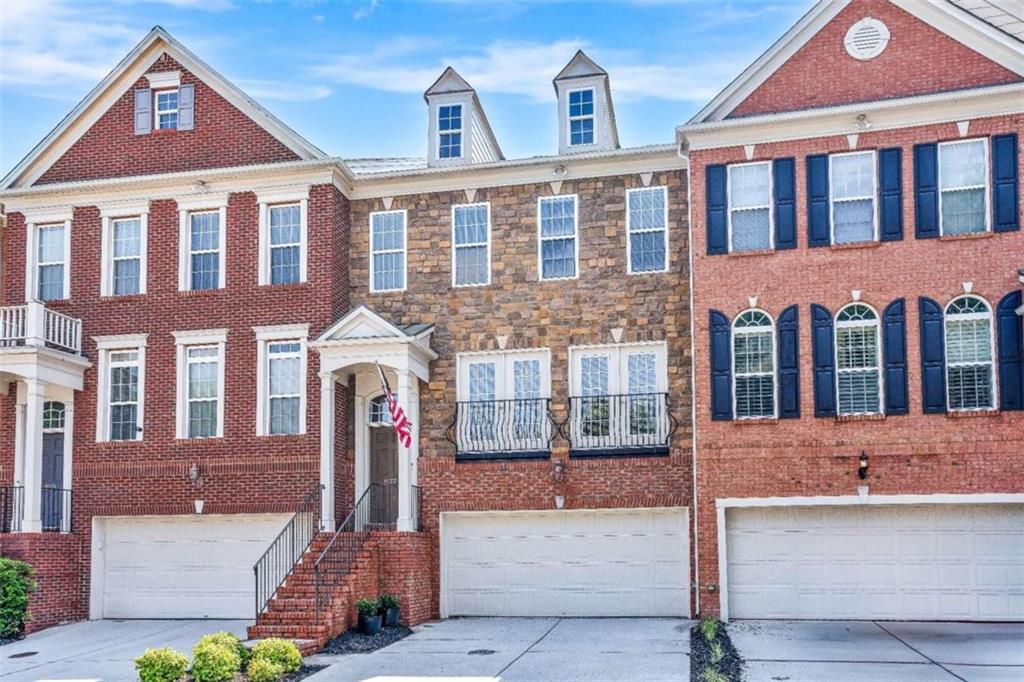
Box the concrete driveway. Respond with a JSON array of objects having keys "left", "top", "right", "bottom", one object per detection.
[
  {"left": 306, "top": 617, "right": 693, "bottom": 682},
  {"left": 1, "top": 619, "right": 249, "bottom": 682},
  {"left": 731, "top": 620, "right": 1024, "bottom": 682}
]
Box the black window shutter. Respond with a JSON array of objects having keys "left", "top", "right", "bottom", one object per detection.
[
  {"left": 882, "top": 298, "right": 909, "bottom": 415},
  {"left": 878, "top": 148, "right": 903, "bottom": 242},
  {"left": 777, "top": 304, "right": 800, "bottom": 419},
  {"left": 992, "top": 133, "right": 1019, "bottom": 233},
  {"left": 709, "top": 309, "right": 733, "bottom": 420},
  {"left": 918, "top": 296, "right": 947, "bottom": 413},
  {"left": 810, "top": 303, "right": 836, "bottom": 417},
  {"left": 706, "top": 165, "right": 728, "bottom": 255},
  {"left": 806, "top": 154, "right": 830, "bottom": 247},
  {"left": 914, "top": 143, "right": 939, "bottom": 239},
  {"left": 773, "top": 158, "right": 797, "bottom": 250},
  {"left": 997, "top": 290, "right": 1023, "bottom": 411}
]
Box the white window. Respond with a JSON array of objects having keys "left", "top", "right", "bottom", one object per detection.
[
  {"left": 257, "top": 191, "right": 308, "bottom": 286},
  {"left": 94, "top": 334, "right": 147, "bottom": 442},
  {"left": 438, "top": 104, "right": 463, "bottom": 159},
  {"left": 155, "top": 89, "right": 178, "bottom": 130},
  {"left": 732, "top": 310, "right": 776, "bottom": 419},
  {"left": 568, "top": 88, "right": 595, "bottom": 146},
  {"left": 939, "top": 139, "right": 989, "bottom": 236},
  {"left": 106, "top": 217, "right": 145, "bottom": 295},
  {"left": 370, "top": 210, "right": 407, "bottom": 292},
  {"left": 830, "top": 151, "right": 877, "bottom": 244},
  {"left": 173, "top": 329, "right": 227, "bottom": 439},
  {"left": 255, "top": 324, "right": 309, "bottom": 436},
  {"left": 36, "top": 223, "right": 67, "bottom": 301},
  {"left": 834, "top": 303, "right": 883, "bottom": 416},
  {"left": 728, "top": 162, "right": 773, "bottom": 252},
  {"left": 452, "top": 203, "right": 490, "bottom": 287},
  {"left": 538, "top": 195, "right": 578, "bottom": 280},
  {"left": 177, "top": 199, "right": 226, "bottom": 292},
  {"left": 627, "top": 186, "right": 669, "bottom": 273},
  {"left": 945, "top": 295, "right": 995, "bottom": 411}
]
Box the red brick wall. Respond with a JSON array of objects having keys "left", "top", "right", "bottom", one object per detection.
[
  {"left": 730, "top": 0, "right": 1022, "bottom": 118},
  {"left": 376, "top": 531, "right": 435, "bottom": 626},
  {"left": 35, "top": 54, "right": 301, "bottom": 186},
  {"left": 0, "top": 533, "right": 83, "bottom": 633},
  {"left": 688, "top": 114, "right": 1024, "bottom": 616}
]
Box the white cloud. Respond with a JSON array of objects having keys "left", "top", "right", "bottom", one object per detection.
[
  {"left": 236, "top": 78, "right": 332, "bottom": 102},
  {"left": 353, "top": 0, "right": 379, "bottom": 20}
]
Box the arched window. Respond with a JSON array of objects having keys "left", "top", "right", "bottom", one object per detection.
[
  {"left": 945, "top": 295, "right": 995, "bottom": 411},
  {"left": 368, "top": 394, "right": 394, "bottom": 424},
  {"left": 42, "top": 401, "right": 65, "bottom": 430},
  {"left": 732, "top": 310, "right": 775, "bottom": 419},
  {"left": 835, "top": 303, "right": 882, "bottom": 415}
]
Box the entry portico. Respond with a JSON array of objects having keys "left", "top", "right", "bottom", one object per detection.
[{"left": 311, "top": 305, "right": 435, "bottom": 532}]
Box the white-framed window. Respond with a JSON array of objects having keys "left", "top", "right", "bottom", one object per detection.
[
  {"left": 176, "top": 200, "right": 227, "bottom": 292},
  {"left": 568, "top": 88, "right": 595, "bottom": 146},
  {"left": 255, "top": 324, "right": 309, "bottom": 436},
  {"left": 36, "top": 223, "right": 68, "bottom": 301},
  {"left": 452, "top": 202, "right": 490, "bottom": 287},
  {"left": 939, "top": 138, "right": 989, "bottom": 236},
  {"left": 438, "top": 104, "right": 463, "bottom": 159},
  {"left": 945, "top": 295, "right": 996, "bottom": 411},
  {"left": 627, "top": 186, "right": 669, "bottom": 273},
  {"left": 830, "top": 150, "right": 877, "bottom": 244},
  {"left": 101, "top": 215, "right": 146, "bottom": 296},
  {"left": 727, "top": 161, "right": 773, "bottom": 252},
  {"left": 94, "top": 334, "right": 147, "bottom": 443},
  {"left": 538, "top": 194, "right": 578, "bottom": 280},
  {"left": 155, "top": 89, "right": 179, "bottom": 130},
  {"left": 834, "top": 303, "right": 883, "bottom": 416},
  {"left": 257, "top": 191, "right": 309, "bottom": 286},
  {"left": 173, "top": 329, "right": 227, "bottom": 439},
  {"left": 732, "top": 310, "right": 776, "bottom": 419},
  {"left": 370, "top": 210, "right": 407, "bottom": 292}
]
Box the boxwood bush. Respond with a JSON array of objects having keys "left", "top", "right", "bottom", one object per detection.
[
  {"left": 246, "top": 657, "right": 284, "bottom": 682},
  {"left": 133, "top": 647, "right": 189, "bottom": 682},
  {"left": 251, "top": 638, "right": 301, "bottom": 673},
  {"left": 0, "top": 558, "right": 36, "bottom": 639},
  {"left": 197, "top": 631, "right": 248, "bottom": 665},
  {"left": 190, "top": 641, "right": 240, "bottom": 682}
]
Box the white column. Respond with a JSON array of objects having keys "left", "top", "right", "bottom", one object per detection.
[
  {"left": 21, "top": 378, "right": 45, "bottom": 532},
  {"left": 395, "top": 371, "right": 414, "bottom": 532},
  {"left": 61, "top": 400, "right": 74, "bottom": 533},
  {"left": 353, "top": 394, "right": 367, "bottom": 501},
  {"left": 319, "top": 371, "right": 336, "bottom": 532},
  {"left": 13, "top": 402, "right": 25, "bottom": 486}
]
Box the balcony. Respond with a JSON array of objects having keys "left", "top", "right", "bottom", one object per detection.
[
  {"left": 1, "top": 301, "right": 82, "bottom": 355},
  {"left": 564, "top": 392, "right": 677, "bottom": 457},
  {"left": 446, "top": 398, "right": 556, "bottom": 461},
  {"left": 1, "top": 486, "right": 73, "bottom": 533}
]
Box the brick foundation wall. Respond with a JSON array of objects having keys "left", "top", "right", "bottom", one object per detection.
[
  {"left": 376, "top": 531, "right": 435, "bottom": 626},
  {"left": 0, "top": 533, "right": 83, "bottom": 633}
]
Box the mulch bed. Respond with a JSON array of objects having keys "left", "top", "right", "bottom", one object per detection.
[
  {"left": 281, "top": 664, "right": 327, "bottom": 681},
  {"left": 690, "top": 622, "right": 744, "bottom": 682},
  {"left": 319, "top": 625, "right": 412, "bottom": 655}
]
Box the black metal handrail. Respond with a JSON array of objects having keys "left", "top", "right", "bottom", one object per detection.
[
  {"left": 1, "top": 486, "right": 24, "bottom": 533},
  {"left": 41, "top": 488, "right": 72, "bottom": 532},
  {"left": 254, "top": 484, "right": 321, "bottom": 616},
  {"left": 562, "top": 392, "right": 677, "bottom": 456},
  {"left": 445, "top": 398, "right": 556, "bottom": 460}
]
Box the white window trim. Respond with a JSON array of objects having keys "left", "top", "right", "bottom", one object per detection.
[
  {"left": 369, "top": 209, "right": 408, "bottom": 293},
  {"left": 100, "top": 205, "right": 149, "bottom": 296},
  {"left": 254, "top": 323, "right": 309, "bottom": 436},
  {"left": 727, "top": 160, "right": 774, "bottom": 253},
  {"left": 537, "top": 194, "right": 580, "bottom": 282},
  {"left": 944, "top": 295, "right": 998, "bottom": 412},
  {"left": 828, "top": 150, "right": 879, "bottom": 244},
  {"left": 257, "top": 188, "right": 309, "bottom": 286},
  {"left": 155, "top": 88, "right": 179, "bottom": 130},
  {"left": 567, "top": 87, "right": 596, "bottom": 148},
  {"left": 833, "top": 302, "right": 885, "bottom": 416},
  {"left": 731, "top": 309, "right": 778, "bottom": 420},
  {"left": 451, "top": 202, "right": 492, "bottom": 287},
  {"left": 178, "top": 200, "right": 228, "bottom": 291},
  {"left": 626, "top": 185, "right": 670, "bottom": 275},
  {"left": 24, "top": 212, "right": 73, "bottom": 302},
  {"left": 173, "top": 328, "right": 228, "bottom": 439},
  {"left": 938, "top": 138, "right": 991, "bottom": 236},
  {"left": 568, "top": 341, "right": 669, "bottom": 395},
  {"left": 93, "top": 334, "right": 148, "bottom": 442},
  {"left": 438, "top": 103, "right": 464, "bottom": 160}
]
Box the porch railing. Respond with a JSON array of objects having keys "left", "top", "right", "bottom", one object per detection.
[
  {"left": 445, "top": 398, "right": 556, "bottom": 460},
  {"left": 563, "top": 392, "right": 677, "bottom": 457},
  {"left": 1, "top": 486, "right": 72, "bottom": 533},
  {"left": 0, "top": 301, "right": 82, "bottom": 354},
  {"left": 1, "top": 486, "right": 23, "bottom": 533},
  {"left": 253, "top": 484, "right": 321, "bottom": 616}
]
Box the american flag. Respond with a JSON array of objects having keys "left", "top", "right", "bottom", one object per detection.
[{"left": 376, "top": 363, "right": 412, "bottom": 449}]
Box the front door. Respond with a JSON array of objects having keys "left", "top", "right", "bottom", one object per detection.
[
  {"left": 368, "top": 426, "right": 398, "bottom": 526},
  {"left": 41, "top": 432, "right": 64, "bottom": 531}
]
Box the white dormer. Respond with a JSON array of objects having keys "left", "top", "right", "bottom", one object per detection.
[
  {"left": 553, "top": 51, "right": 620, "bottom": 155},
  {"left": 424, "top": 67, "right": 503, "bottom": 168}
]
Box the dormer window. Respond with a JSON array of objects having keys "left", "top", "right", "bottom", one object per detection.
[
  {"left": 155, "top": 89, "right": 179, "bottom": 130},
  {"left": 568, "top": 89, "right": 595, "bottom": 146},
  {"left": 438, "top": 104, "right": 463, "bottom": 159}
]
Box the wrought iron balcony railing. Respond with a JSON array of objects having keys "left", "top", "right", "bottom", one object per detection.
[
  {"left": 0, "top": 486, "right": 72, "bottom": 533},
  {"left": 1, "top": 486, "right": 23, "bottom": 533},
  {"left": 563, "top": 392, "right": 677, "bottom": 457},
  {"left": 446, "top": 398, "right": 556, "bottom": 461}
]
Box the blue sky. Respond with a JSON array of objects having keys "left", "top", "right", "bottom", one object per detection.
[{"left": 0, "top": 0, "right": 812, "bottom": 174}]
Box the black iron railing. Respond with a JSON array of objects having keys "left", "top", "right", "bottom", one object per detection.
[
  {"left": 1, "top": 486, "right": 23, "bottom": 533},
  {"left": 254, "top": 484, "right": 321, "bottom": 616},
  {"left": 445, "top": 398, "right": 556, "bottom": 460},
  {"left": 563, "top": 392, "right": 677, "bottom": 457},
  {"left": 41, "top": 488, "right": 72, "bottom": 532}
]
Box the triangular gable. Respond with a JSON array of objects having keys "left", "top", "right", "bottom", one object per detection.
[
  {"left": 554, "top": 50, "right": 609, "bottom": 81},
  {"left": 2, "top": 26, "right": 326, "bottom": 189},
  {"left": 691, "top": 0, "right": 1024, "bottom": 123},
  {"left": 425, "top": 67, "right": 474, "bottom": 97},
  {"left": 317, "top": 305, "right": 433, "bottom": 343}
]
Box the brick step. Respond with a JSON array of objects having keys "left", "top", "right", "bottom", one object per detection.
[
  {"left": 267, "top": 597, "right": 318, "bottom": 612},
  {"left": 247, "top": 623, "right": 330, "bottom": 640},
  {"left": 257, "top": 612, "right": 322, "bottom": 626}
]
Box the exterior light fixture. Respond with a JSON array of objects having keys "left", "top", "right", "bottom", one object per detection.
[
  {"left": 553, "top": 459, "right": 565, "bottom": 484},
  {"left": 858, "top": 452, "right": 869, "bottom": 480},
  {"left": 855, "top": 113, "right": 871, "bottom": 130},
  {"left": 194, "top": 500, "right": 205, "bottom": 514},
  {"left": 552, "top": 164, "right": 567, "bottom": 177}
]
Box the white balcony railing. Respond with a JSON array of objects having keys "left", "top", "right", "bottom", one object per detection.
[{"left": 0, "top": 301, "right": 82, "bottom": 354}]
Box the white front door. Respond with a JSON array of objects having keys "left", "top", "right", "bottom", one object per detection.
[
  {"left": 441, "top": 508, "right": 689, "bottom": 617},
  {"left": 725, "top": 504, "right": 1024, "bottom": 621}
]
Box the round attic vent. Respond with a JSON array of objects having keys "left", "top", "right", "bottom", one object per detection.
[{"left": 844, "top": 18, "right": 890, "bottom": 60}]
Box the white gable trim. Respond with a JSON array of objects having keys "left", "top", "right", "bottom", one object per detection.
[{"left": 316, "top": 305, "right": 413, "bottom": 343}]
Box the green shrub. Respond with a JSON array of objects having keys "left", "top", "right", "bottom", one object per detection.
[
  {"left": 190, "top": 641, "right": 240, "bottom": 682},
  {"left": 355, "top": 598, "right": 380, "bottom": 617},
  {"left": 709, "top": 640, "right": 724, "bottom": 665},
  {"left": 251, "top": 638, "right": 301, "bottom": 673},
  {"left": 246, "top": 657, "right": 284, "bottom": 682},
  {"left": 134, "top": 647, "right": 189, "bottom": 682},
  {"left": 197, "top": 631, "right": 247, "bottom": 665},
  {"left": 701, "top": 667, "right": 728, "bottom": 682},
  {"left": 0, "top": 558, "right": 36, "bottom": 639},
  {"left": 699, "top": 618, "right": 719, "bottom": 642},
  {"left": 380, "top": 593, "right": 400, "bottom": 610}
]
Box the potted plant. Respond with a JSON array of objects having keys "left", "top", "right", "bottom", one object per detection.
[
  {"left": 381, "top": 593, "right": 400, "bottom": 627},
  {"left": 356, "top": 598, "right": 382, "bottom": 635}
]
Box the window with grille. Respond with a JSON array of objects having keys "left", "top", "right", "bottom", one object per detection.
[
  {"left": 189, "top": 211, "right": 220, "bottom": 290},
  {"left": 945, "top": 295, "right": 995, "bottom": 411},
  {"left": 467, "top": 361, "right": 497, "bottom": 440},
  {"left": 111, "top": 218, "right": 142, "bottom": 295},
  {"left": 733, "top": 310, "right": 776, "bottom": 418},
  {"left": 369, "top": 394, "right": 395, "bottom": 424},
  {"left": 568, "top": 89, "right": 595, "bottom": 146},
  {"left": 37, "top": 223, "right": 66, "bottom": 301},
  {"left": 109, "top": 350, "right": 140, "bottom": 440},
  {"left": 42, "top": 402, "right": 65, "bottom": 431},
  {"left": 269, "top": 204, "right": 301, "bottom": 285},
  {"left": 939, "top": 139, "right": 988, "bottom": 235},
  {"left": 370, "top": 210, "right": 406, "bottom": 291},
  {"left": 835, "top": 303, "right": 882, "bottom": 415},
  {"left": 728, "top": 162, "right": 772, "bottom": 252},
  {"left": 627, "top": 186, "right": 668, "bottom": 273},
  {"left": 580, "top": 354, "right": 611, "bottom": 437},
  {"left": 156, "top": 89, "right": 178, "bottom": 129},
  {"left": 268, "top": 341, "right": 301, "bottom": 434},
  {"left": 438, "top": 104, "right": 462, "bottom": 159},
  {"left": 453, "top": 203, "right": 490, "bottom": 286},
  {"left": 538, "top": 195, "right": 577, "bottom": 280},
  {"left": 187, "top": 345, "right": 220, "bottom": 438},
  {"left": 830, "top": 151, "right": 876, "bottom": 244}
]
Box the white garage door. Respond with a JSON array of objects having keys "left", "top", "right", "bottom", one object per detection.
[
  {"left": 726, "top": 504, "right": 1024, "bottom": 621},
  {"left": 93, "top": 514, "right": 290, "bottom": 619},
  {"left": 441, "top": 508, "right": 689, "bottom": 617}
]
